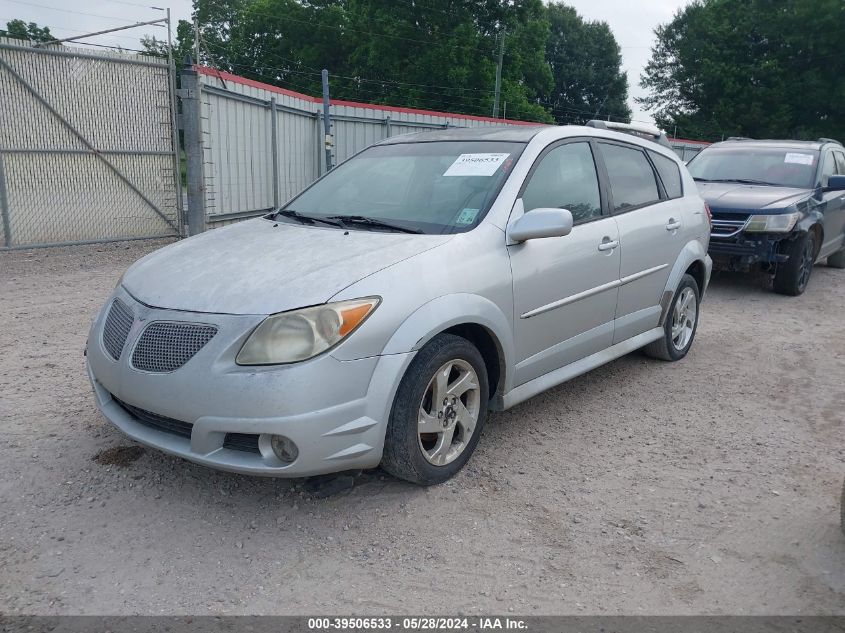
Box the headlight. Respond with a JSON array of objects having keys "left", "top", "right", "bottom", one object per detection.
[
  {"left": 744, "top": 212, "right": 800, "bottom": 233},
  {"left": 236, "top": 297, "right": 380, "bottom": 365}
]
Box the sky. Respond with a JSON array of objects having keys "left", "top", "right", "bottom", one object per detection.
[{"left": 0, "top": 0, "right": 690, "bottom": 126}]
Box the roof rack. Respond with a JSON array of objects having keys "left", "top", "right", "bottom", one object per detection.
[
  {"left": 726, "top": 136, "right": 753, "bottom": 141},
  {"left": 585, "top": 120, "right": 672, "bottom": 149},
  {"left": 817, "top": 137, "right": 842, "bottom": 145}
]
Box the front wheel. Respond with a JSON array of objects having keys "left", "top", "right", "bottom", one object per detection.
[
  {"left": 774, "top": 231, "right": 816, "bottom": 295},
  {"left": 381, "top": 334, "right": 489, "bottom": 485},
  {"left": 643, "top": 273, "right": 700, "bottom": 362}
]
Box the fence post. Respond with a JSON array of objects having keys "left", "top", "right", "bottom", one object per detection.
[
  {"left": 180, "top": 63, "right": 207, "bottom": 235},
  {"left": 270, "top": 97, "right": 280, "bottom": 209},
  {"left": 384, "top": 116, "right": 392, "bottom": 139},
  {"left": 321, "top": 69, "right": 333, "bottom": 171},
  {"left": 0, "top": 152, "right": 11, "bottom": 247},
  {"left": 165, "top": 8, "right": 184, "bottom": 235}
]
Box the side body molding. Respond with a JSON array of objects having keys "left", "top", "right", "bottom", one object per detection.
[{"left": 380, "top": 293, "right": 515, "bottom": 396}]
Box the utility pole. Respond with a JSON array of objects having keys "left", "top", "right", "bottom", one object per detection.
[
  {"left": 193, "top": 18, "right": 200, "bottom": 65},
  {"left": 492, "top": 28, "right": 505, "bottom": 118},
  {"left": 322, "top": 69, "right": 334, "bottom": 172}
]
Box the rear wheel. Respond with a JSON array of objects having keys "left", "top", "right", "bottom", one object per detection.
[
  {"left": 381, "top": 334, "right": 489, "bottom": 485},
  {"left": 774, "top": 231, "right": 815, "bottom": 295},
  {"left": 827, "top": 245, "right": 845, "bottom": 269},
  {"left": 644, "top": 274, "right": 700, "bottom": 362}
]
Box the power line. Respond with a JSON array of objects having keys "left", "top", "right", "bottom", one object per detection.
[
  {"left": 0, "top": 16, "right": 158, "bottom": 43},
  {"left": 4, "top": 0, "right": 164, "bottom": 25},
  {"left": 199, "top": 38, "right": 497, "bottom": 95},
  {"left": 197, "top": 52, "right": 507, "bottom": 117},
  {"left": 96, "top": 0, "right": 166, "bottom": 9},
  {"left": 203, "top": 7, "right": 496, "bottom": 55}
]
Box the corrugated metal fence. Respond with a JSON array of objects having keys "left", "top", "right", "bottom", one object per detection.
[
  {"left": 183, "top": 66, "right": 709, "bottom": 229},
  {"left": 183, "top": 66, "right": 539, "bottom": 228}
]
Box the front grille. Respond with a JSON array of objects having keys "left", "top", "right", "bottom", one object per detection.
[
  {"left": 114, "top": 397, "right": 192, "bottom": 439},
  {"left": 131, "top": 322, "right": 217, "bottom": 373},
  {"left": 102, "top": 299, "right": 134, "bottom": 361},
  {"left": 113, "top": 397, "right": 261, "bottom": 454},
  {"left": 711, "top": 212, "right": 750, "bottom": 237}
]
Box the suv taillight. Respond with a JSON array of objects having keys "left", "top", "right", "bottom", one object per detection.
[{"left": 704, "top": 203, "right": 713, "bottom": 228}]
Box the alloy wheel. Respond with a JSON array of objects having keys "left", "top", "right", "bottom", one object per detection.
[
  {"left": 671, "top": 287, "right": 697, "bottom": 351},
  {"left": 417, "top": 359, "right": 481, "bottom": 466},
  {"left": 798, "top": 237, "right": 814, "bottom": 291}
]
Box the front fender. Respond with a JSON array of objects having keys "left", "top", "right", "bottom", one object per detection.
[
  {"left": 796, "top": 210, "right": 824, "bottom": 240},
  {"left": 380, "top": 293, "right": 515, "bottom": 392}
]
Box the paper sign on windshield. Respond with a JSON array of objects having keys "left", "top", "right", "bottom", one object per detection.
[
  {"left": 444, "top": 153, "right": 510, "bottom": 177},
  {"left": 784, "top": 153, "right": 815, "bottom": 165}
]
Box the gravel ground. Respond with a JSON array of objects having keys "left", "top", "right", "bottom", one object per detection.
[{"left": 1, "top": 239, "right": 843, "bottom": 616}]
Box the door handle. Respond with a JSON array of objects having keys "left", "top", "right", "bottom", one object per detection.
[
  {"left": 597, "top": 239, "right": 619, "bottom": 252},
  {"left": 666, "top": 219, "right": 682, "bottom": 231}
]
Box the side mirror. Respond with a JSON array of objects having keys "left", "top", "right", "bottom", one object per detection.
[
  {"left": 507, "top": 206, "right": 574, "bottom": 243},
  {"left": 826, "top": 175, "right": 845, "bottom": 191}
]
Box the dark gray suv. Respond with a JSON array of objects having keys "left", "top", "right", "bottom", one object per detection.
[{"left": 688, "top": 138, "right": 845, "bottom": 295}]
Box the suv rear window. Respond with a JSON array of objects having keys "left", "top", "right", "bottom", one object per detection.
[
  {"left": 599, "top": 143, "right": 661, "bottom": 211},
  {"left": 648, "top": 150, "right": 683, "bottom": 199}
]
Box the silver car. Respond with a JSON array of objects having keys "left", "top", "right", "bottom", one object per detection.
[{"left": 86, "top": 124, "right": 712, "bottom": 485}]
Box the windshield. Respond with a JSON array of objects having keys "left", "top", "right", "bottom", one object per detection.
[
  {"left": 281, "top": 141, "right": 525, "bottom": 234},
  {"left": 687, "top": 146, "right": 819, "bottom": 189}
]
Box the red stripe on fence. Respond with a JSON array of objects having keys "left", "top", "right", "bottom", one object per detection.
[{"left": 194, "top": 66, "right": 541, "bottom": 126}]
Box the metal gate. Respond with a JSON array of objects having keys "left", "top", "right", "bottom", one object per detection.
[{"left": 0, "top": 38, "right": 182, "bottom": 250}]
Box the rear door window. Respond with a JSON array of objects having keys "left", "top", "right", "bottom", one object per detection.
[
  {"left": 599, "top": 143, "right": 661, "bottom": 211},
  {"left": 647, "top": 150, "right": 683, "bottom": 199}
]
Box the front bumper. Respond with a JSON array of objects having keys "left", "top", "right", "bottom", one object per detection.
[
  {"left": 86, "top": 287, "right": 413, "bottom": 477},
  {"left": 708, "top": 233, "right": 790, "bottom": 271}
]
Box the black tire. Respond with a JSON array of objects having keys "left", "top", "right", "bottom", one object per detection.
[
  {"left": 827, "top": 246, "right": 845, "bottom": 269},
  {"left": 381, "top": 334, "right": 489, "bottom": 486},
  {"left": 643, "top": 274, "right": 700, "bottom": 362},
  {"left": 774, "top": 231, "right": 816, "bottom": 295}
]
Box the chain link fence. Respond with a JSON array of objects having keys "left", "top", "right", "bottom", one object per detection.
[{"left": 0, "top": 38, "right": 182, "bottom": 250}]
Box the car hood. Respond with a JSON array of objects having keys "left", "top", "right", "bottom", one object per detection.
[
  {"left": 696, "top": 182, "right": 811, "bottom": 214},
  {"left": 122, "top": 218, "right": 453, "bottom": 315}
]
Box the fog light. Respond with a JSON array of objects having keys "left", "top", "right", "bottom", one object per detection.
[{"left": 270, "top": 435, "right": 298, "bottom": 463}]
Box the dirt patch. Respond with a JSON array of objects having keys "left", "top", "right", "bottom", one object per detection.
[{"left": 93, "top": 446, "right": 146, "bottom": 467}]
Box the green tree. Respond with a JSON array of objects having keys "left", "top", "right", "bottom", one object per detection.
[
  {"left": 141, "top": 20, "right": 196, "bottom": 64},
  {"left": 495, "top": 0, "right": 555, "bottom": 123},
  {"left": 543, "top": 3, "right": 630, "bottom": 125},
  {"left": 191, "top": 0, "right": 556, "bottom": 122},
  {"left": 0, "top": 19, "right": 57, "bottom": 43},
  {"left": 639, "top": 0, "right": 845, "bottom": 141}
]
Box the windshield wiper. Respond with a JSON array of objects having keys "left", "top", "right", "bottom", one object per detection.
[
  {"left": 325, "top": 215, "right": 423, "bottom": 234},
  {"left": 274, "top": 209, "right": 344, "bottom": 227},
  {"left": 703, "top": 178, "right": 783, "bottom": 187}
]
